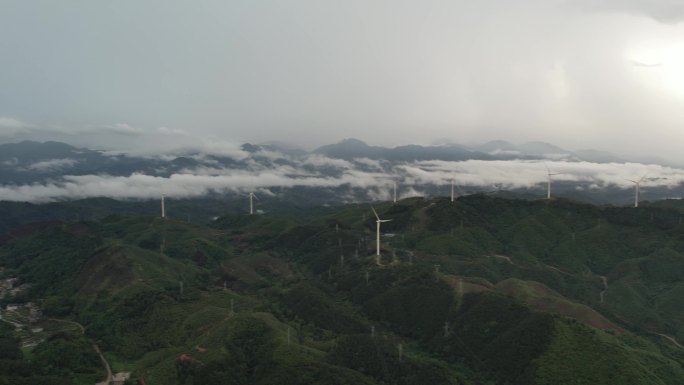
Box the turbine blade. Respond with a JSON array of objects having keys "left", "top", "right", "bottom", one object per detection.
[{"left": 371, "top": 206, "right": 380, "bottom": 221}]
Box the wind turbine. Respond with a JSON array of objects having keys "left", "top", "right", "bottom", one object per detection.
[
  {"left": 545, "top": 164, "right": 558, "bottom": 200},
  {"left": 625, "top": 175, "right": 647, "bottom": 208},
  {"left": 161, "top": 194, "right": 166, "bottom": 219},
  {"left": 393, "top": 181, "right": 398, "bottom": 204},
  {"left": 248, "top": 192, "right": 258, "bottom": 215},
  {"left": 450, "top": 176, "right": 456, "bottom": 202},
  {"left": 371, "top": 206, "right": 391, "bottom": 257}
]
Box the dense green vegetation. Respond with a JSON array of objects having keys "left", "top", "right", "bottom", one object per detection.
[
  {"left": 2, "top": 195, "right": 684, "bottom": 384},
  {"left": 0, "top": 321, "right": 99, "bottom": 385}
]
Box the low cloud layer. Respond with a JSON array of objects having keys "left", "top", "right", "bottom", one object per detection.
[
  {"left": 1, "top": 148, "right": 683, "bottom": 203},
  {"left": 404, "top": 160, "right": 683, "bottom": 189},
  {"left": 23, "top": 158, "right": 80, "bottom": 172}
]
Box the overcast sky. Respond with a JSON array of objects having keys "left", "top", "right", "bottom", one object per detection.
[{"left": 1, "top": 1, "right": 684, "bottom": 159}]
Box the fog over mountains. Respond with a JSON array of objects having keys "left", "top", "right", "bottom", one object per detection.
[{"left": 1, "top": 139, "right": 684, "bottom": 205}]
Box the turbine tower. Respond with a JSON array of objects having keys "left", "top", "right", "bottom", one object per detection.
[
  {"left": 371, "top": 206, "right": 391, "bottom": 256},
  {"left": 451, "top": 176, "right": 456, "bottom": 202},
  {"left": 393, "top": 181, "right": 397, "bottom": 203},
  {"left": 626, "top": 175, "right": 646, "bottom": 208},
  {"left": 161, "top": 194, "right": 166, "bottom": 219},
  {"left": 545, "top": 164, "right": 558, "bottom": 200},
  {"left": 248, "top": 192, "right": 258, "bottom": 215}
]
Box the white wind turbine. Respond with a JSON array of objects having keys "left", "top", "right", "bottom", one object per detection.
[
  {"left": 248, "top": 192, "right": 258, "bottom": 215},
  {"left": 393, "top": 181, "right": 398, "bottom": 203},
  {"left": 371, "top": 206, "right": 391, "bottom": 257},
  {"left": 450, "top": 176, "right": 457, "bottom": 202},
  {"left": 625, "top": 175, "right": 647, "bottom": 208},
  {"left": 545, "top": 164, "right": 559, "bottom": 200},
  {"left": 161, "top": 193, "right": 166, "bottom": 219}
]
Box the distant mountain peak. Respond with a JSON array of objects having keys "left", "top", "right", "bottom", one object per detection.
[
  {"left": 475, "top": 140, "right": 517, "bottom": 153},
  {"left": 336, "top": 138, "right": 369, "bottom": 147},
  {"left": 483, "top": 139, "right": 515, "bottom": 147},
  {"left": 0, "top": 140, "right": 88, "bottom": 163},
  {"left": 517, "top": 141, "right": 567, "bottom": 154},
  {"left": 313, "top": 138, "right": 379, "bottom": 160}
]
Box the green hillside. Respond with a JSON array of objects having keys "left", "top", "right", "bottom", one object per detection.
[{"left": 2, "top": 195, "right": 684, "bottom": 384}]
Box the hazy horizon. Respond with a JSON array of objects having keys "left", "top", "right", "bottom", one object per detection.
[{"left": 2, "top": 1, "right": 684, "bottom": 161}]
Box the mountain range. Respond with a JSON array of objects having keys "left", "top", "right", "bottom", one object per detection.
[
  {"left": 1, "top": 139, "right": 683, "bottom": 209},
  {"left": 0, "top": 138, "right": 637, "bottom": 182},
  {"left": 315, "top": 138, "right": 629, "bottom": 163}
]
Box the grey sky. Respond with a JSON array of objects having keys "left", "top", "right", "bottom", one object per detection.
[{"left": 2, "top": 1, "right": 684, "bottom": 159}]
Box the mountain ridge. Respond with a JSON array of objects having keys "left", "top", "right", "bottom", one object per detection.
[{"left": 1, "top": 138, "right": 683, "bottom": 207}]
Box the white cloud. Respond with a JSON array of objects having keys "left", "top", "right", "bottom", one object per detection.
[
  {"left": 1, "top": 158, "right": 19, "bottom": 167},
  {"left": 103, "top": 123, "right": 144, "bottom": 136},
  {"left": 0, "top": 117, "right": 32, "bottom": 136},
  {"left": 0, "top": 117, "right": 30, "bottom": 128},
  {"left": 251, "top": 148, "right": 289, "bottom": 162},
  {"left": 196, "top": 139, "right": 250, "bottom": 160},
  {"left": 302, "top": 154, "right": 353, "bottom": 169},
  {"left": 352, "top": 158, "right": 386, "bottom": 171},
  {"left": 1, "top": 154, "right": 684, "bottom": 202},
  {"left": 24, "top": 158, "right": 79, "bottom": 172},
  {"left": 407, "top": 159, "right": 684, "bottom": 190},
  {"left": 399, "top": 186, "right": 425, "bottom": 200},
  {"left": 0, "top": 158, "right": 393, "bottom": 202}
]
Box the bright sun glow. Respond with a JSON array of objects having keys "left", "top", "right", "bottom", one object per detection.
[{"left": 629, "top": 44, "right": 684, "bottom": 97}]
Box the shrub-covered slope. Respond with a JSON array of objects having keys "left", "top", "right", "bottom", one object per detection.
[{"left": 2, "top": 196, "right": 684, "bottom": 384}]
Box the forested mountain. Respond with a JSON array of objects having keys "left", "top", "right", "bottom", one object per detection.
[{"left": 3, "top": 195, "right": 684, "bottom": 384}]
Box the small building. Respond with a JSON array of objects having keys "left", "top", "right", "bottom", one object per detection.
[{"left": 111, "top": 372, "right": 131, "bottom": 385}]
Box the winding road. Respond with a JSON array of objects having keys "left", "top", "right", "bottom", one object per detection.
[
  {"left": 651, "top": 332, "right": 684, "bottom": 349},
  {"left": 93, "top": 343, "right": 113, "bottom": 385},
  {"left": 491, "top": 255, "right": 514, "bottom": 265}
]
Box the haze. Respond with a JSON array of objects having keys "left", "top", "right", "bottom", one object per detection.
[{"left": 2, "top": 0, "right": 684, "bottom": 160}]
